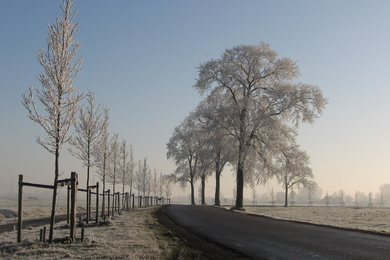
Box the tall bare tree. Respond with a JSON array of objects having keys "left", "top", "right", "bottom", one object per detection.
[
  {"left": 22, "top": 0, "right": 85, "bottom": 242},
  {"left": 108, "top": 133, "right": 120, "bottom": 196},
  {"left": 140, "top": 157, "right": 150, "bottom": 197},
  {"left": 135, "top": 160, "right": 143, "bottom": 196},
  {"left": 194, "top": 43, "right": 326, "bottom": 210},
  {"left": 151, "top": 169, "right": 158, "bottom": 197},
  {"left": 95, "top": 108, "right": 110, "bottom": 216},
  {"left": 162, "top": 174, "right": 175, "bottom": 199},
  {"left": 119, "top": 139, "right": 129, "bottom": 207},
  {"left": 158, "top": 171, "right": 164, "bottom": 197},
  {"left": 69, "top": 92, "right": 107, "bottom": 219},
  {"left": 126, "top": 144, "right": 135, "bottom": 196}
]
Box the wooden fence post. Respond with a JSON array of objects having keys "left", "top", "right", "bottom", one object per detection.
[
  {"left": 86, "top": 188, "right": 91, "bottom": 224},
  {"left": 70, "top": 172, "right": 77, "bottom": 243},
  {"left": 18, "top": 174, "right": 23, "bottom": 243},
  {"left": 43, "top": 226, "right": 46, "bottom": 242},
  {"left": 112, "top": 192, "right": 115, "bottom": 217},
  {"left": 101, "top": 190, "right": 105, "bottom": 218},
  {"left": 67, "top": 185, "right": 70, "bottom": 224},
  {"left": 107, "top": 189, "right": 110, "bottom": 218},
  {"left": 96, "top": 182, "right": 99, "bottom": 223}
]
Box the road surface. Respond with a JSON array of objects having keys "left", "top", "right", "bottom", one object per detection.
[{"left": 165, "top": 205, "right": 390, "bottom": 259}]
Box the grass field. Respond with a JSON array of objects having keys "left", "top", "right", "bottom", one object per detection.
[{"left": 244, "top": 206, "right": 390, "bottom": 234}]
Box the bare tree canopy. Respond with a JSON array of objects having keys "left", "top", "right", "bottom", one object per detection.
[
  {"left": 22, "top": 0, "right": 84, "bottom": 158},
  {"left": 69, "top": 92, "right": 108, "bottom": 186}
]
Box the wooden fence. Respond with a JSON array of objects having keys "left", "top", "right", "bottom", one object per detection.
[
  {"left": 17, "top": 173, "right": 170, "bottom": 243},
  {"left": 18, "top": 172, "right": 78, "bottom": 243}
]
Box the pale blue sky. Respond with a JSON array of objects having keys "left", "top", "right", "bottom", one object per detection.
[{"left": 1, "top": 1, "right": 390, "bottom": 201}]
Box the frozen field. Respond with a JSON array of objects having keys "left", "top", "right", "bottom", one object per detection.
[
  {"left": 245, "top": 206, "right": 390, "bottom": 234},
  {"left": 0, "top": 198, "right": 73, "bottom": 225}
]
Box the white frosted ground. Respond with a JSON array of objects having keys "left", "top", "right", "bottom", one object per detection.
[{"left": 244, "top": 206, "right": 390, "bottom": 234}]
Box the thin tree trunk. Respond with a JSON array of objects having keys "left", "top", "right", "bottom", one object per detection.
[
  {"left": 102, "top": 176, "right": 105, "bottom": 217},
  {"left": 49, "top": 148, "right": 59, "bottom": 243},
  {"left": 86, "top": 165, "right": 90, "bottom": 223}
]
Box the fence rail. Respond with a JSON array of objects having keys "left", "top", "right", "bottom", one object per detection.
[{"left": 17, "top": 173, "right": 170, "bottom": 243}]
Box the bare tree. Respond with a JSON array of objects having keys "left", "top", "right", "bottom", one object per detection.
[
  {"left": 95, "top": 108, "right": 110, "bottom": 216},
  {"left": 126, "top": 144, "right": 135, "bottom": 196},
  {"left": 108, "top": 133, "right": 120, "bottom": 196},
  {"left": 275, "top": 143, "right": 316, "bottom": 207},
  {"left": 140, "top": 157, "right": 150, "bottom": 197},
  {"left": 151, "top": 169, "right": 158, "bottom": 197},
  {"left": 69, "top": 92, "right": 107, "bottom": 219},
  {"left": 119, "top": 139, "right": 129, "bottom": 206},
  {"left": 162, "top": 174, "right": 175, "bottom": 199},
  {"left": 135, "top": 158, "right": 150, "bottom": 197},
  {"left": 21, "top": 0, "right": 85, "bottom": 242},
  {"left": 69, "top": 93, "right": 106, "bottom": 187},
  {"left": 135, "top": 160, "right": 143, "bottom": 196},
  {"left": 194, "top": 43, "right": 327, "bottom": 210},
  {"left": 158, "top": 171, "right": 164, "bottom": 197}
]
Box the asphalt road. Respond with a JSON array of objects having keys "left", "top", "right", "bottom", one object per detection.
[{"left": 166, "top": 205, "right": 390, "bottom": 260}]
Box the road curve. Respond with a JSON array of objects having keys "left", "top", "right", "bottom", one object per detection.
[{"left": 166, "top": 204, "right": 390, "bottom": 260}]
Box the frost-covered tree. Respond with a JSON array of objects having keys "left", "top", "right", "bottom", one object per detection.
[
  {"left": 135, "top": 160, "right": 143, "bottom": 196},
  {"left": 95, "top": 108, "right": 110, "bottom": 216},
  {"left": 108, "top": 133, "right": 120, "bottom": 195},
  {"left": 136, "top": 157, "right": 150, "bottom": 197},
  {"left": 119, "top": 139, "right": 129, "bottom": 207},
  {"left": 126, "top": 144, "right": 135, "bottom": 196},
  {"left": 158, "top": 171, "right": 164, "bottom": 197},
  {"left": 151, "top": 169, "right": 158, "bottom": 197},
  {"left": 194, "top": 43, "right": 326, "bottom": 210},
  {"left": 69, "top": 92, "right": 107, "bottom": 220},
  {"left": 274, "top": 143, "right": 316, "bottom": 207},
  {"left": 167, "top": 115, "right": 205, "bottom": 205},
  {"left": 21, "top": 0, "right": 85, "bottom": 242},
  {"left": 193, "top": 98, "right": 234, "bottom": 206},
  {"left": 69, "top": 93, "right": 106, "bottom": 187},
  {"left": 162, "top": 174, "right": 175, "bottom": 199},
  {"left": 142, "top": 158, "right": 150, "bottom": 197}
]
